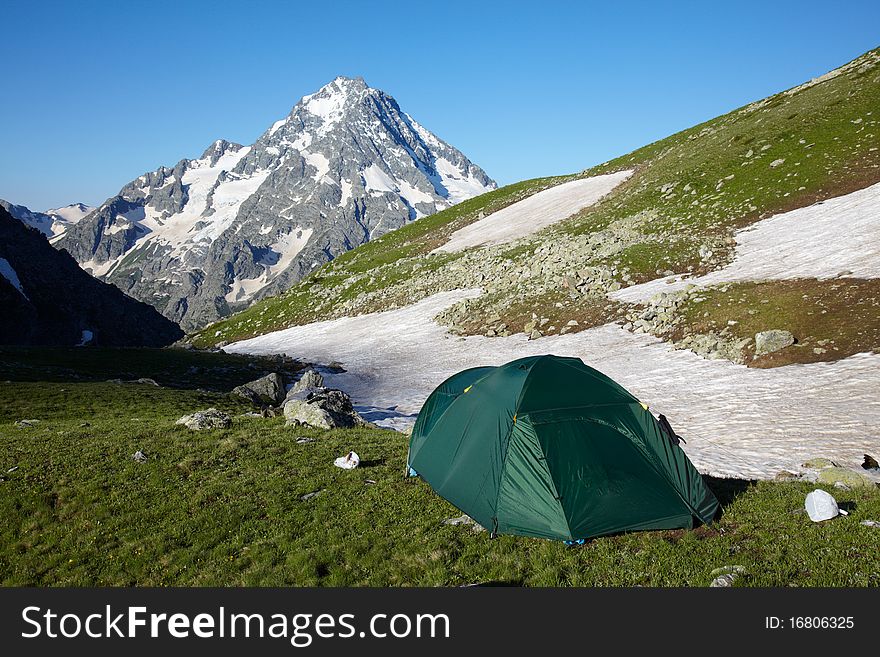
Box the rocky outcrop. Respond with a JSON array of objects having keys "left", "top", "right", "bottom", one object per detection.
[
  {"left": 232, "top": 372, "right": 286, "bottom": 406},
  {"left": 283, "top": 387, "right": 366, "bottom": 429},
  {"left": 286, "top": 367, "right": 324, "bottom": 400},
  {"left": 175, "top": 408, "right": 232, "bottom": 431}
]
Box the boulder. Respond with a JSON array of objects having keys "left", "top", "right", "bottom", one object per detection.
[
  {"left": 285, "top": 368, "right": 325, "bottom": 401},
  {"left": 175, "top": 408, "right": 232, "bottom": 431},
  {"left": 283, "top": 388, "right": 365, "bottom": 429},
  {"left": 801, "top": 457, "right": 839, "bottom": 469},
  {"left": 754, "top": 329, "right": 795, "bottom": 355},
  {"left": 816, "top": 467, "right": 876, "bottom": 489},
  {"left": 232, "top": 372, "right": 285, "bottom": 406}
]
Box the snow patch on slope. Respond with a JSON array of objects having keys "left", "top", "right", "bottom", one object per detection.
[
  {"left": 0, "top": 257, "right": 28, "bottom": 300},
  {"left": 435, "top": 170, "right": 633, "bottom": 253},
  {"left": 225, "top": 289, "right": 880, "bottom": 480},
  {"left": 225, "top": 227, "right": 313, "bottom": 303},
  {"left": 612, "top": 181, "right": 880, "bottom": 303}
]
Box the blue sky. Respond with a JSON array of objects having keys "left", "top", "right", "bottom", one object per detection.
[{"left": 1, "top": 0, "right": 878, "bottom": 210}]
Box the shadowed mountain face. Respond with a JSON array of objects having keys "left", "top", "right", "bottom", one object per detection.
[
  {"left": 57, "top": 76, "right": 496, "bottom": 331},
  {"left": 0, "top": 206, "right": 183, "bottom": 347}
]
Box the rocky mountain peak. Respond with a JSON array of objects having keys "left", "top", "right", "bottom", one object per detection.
[{"left": 55, "top": 77, "right": 496, "bottom": 330}]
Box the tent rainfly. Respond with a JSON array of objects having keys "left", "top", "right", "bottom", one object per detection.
[{"left": 407, "top": 355, "right": 719, "bottom": 541}]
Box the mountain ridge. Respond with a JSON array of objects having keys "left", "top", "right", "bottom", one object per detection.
[
  {"left": 0, "top": 206, "right": 183, "bottom": 346},
  {"left": 57, "top": 76, "right": 496, "bottom": 330}
]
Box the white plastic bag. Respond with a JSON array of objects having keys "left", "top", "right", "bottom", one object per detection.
[
  {"left": 334, "top": 451, "right": 360, "bottom": 470},
  {"left": 805, "top": 489, "right": 847, "bottom": 522}
]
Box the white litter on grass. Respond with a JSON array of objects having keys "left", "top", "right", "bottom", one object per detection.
[
  {"left": 805, "top": 489, "right": 844, "bottom": 522},
  {"left": 433, "top": 170, "right": 632, "bottom": 253},
  {"left": 226, "top": 289, "right": 880, "bottom": 481},
  {"left": 334, "top": 451, "right": 360, "bottom": 470},
  {"left": 612, "top": 181, "right": 880, "bottom": 304}
]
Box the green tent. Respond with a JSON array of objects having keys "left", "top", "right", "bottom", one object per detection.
[{"left": 407, "top": 355, "right": 719, "bottom": 541}]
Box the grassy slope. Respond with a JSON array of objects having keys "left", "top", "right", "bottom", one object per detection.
[
  {"left": 1, "top": 358, "right": 878, "bottom": 586},
  {"left": 560, "top": 48, "right": 880, "bottom": 280},
  {"left": 670, "top": 278, "right": 880, "bottom": 366},
  {"left": 191, "top": 48, "right": 880, "bottom": 357}
]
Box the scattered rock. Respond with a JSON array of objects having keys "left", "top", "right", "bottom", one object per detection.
[
  {"left": 860, "top": 520, "right": 879, "bottom": 528},
  {"left": 774, "top": 470, "right": 800, "bottom": 481},
  {"left": 295, "top": 437, "right": 316, "bottom": 444},
  {"left": 709, "top": 565, "right": 746, "bottom": 587},
  {"left": 133, "top": 450, "right": 148, "bottom": 463},
  {"left": 134, "top": 378, "right": 160, "bottom": 386},
  {"left": 232, "top": 372, "right": 286, "bottom": 406},
  {"left": 300, "top": 490, "right": 323, "bottom": 501},
  {"left": 443, "top": 514, "right": 486, "bottom": 532},
  {"left": 769, "top": 158, "right": 785, "bottom": 168},
  {"left": 816, "top": 467, "right": 875, "bottom": 489},
  {"left": 175, "top": 408, "right": 232, "bottom": 431},
  {"left": 862, "top": 454, "right": 879, "bottom": 471},
  {"left": 15, "top": 419, "right": 40, "bottom": 428},
  {"left": 283, "top": 388, "right": 366, "bottom": 429},
  {"left": 754, "top": 329, "right": 795, "bottom": 355}
]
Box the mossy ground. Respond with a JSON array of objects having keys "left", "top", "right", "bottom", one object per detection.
[
  {"left": 671, "top": 278, "right": 880, "bottom": 367},
  {"left": 1, "top": 349, "right": 878, "bottom": 587}
]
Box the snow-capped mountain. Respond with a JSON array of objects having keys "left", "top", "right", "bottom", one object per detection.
[
  {"left": 0, "top": 200, "right": 93, "bottom": 238},
  {"left": 58, "top": 76, "right": 496, "bottom": 330}
]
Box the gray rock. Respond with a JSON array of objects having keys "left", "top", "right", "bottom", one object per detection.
[
  {"left": 287, "top": 368, "right": 324, "bottom": 399},
  {"left": 133, "top": 450, "right": 148, "bottom": 463},
  {"left": 283, "top": 388, "right": 365, "bottom": 429},
  {"left": 233, "top": 372, "right": 285, "bottom": 406},
  {"left": 175, "top": 408, "right": 232, "bottom": 431},
  {"left": 15, "top": 419, "right": 40, "bottom": 428},
  {"left": 754, "top": 329, "right": 795, "bottom": 355},
  {"left": 709, "top": 565, "right": 746, "bottom": 587},
  {"left": 443, "top": 514, "right": 485, "bottom": 532}
]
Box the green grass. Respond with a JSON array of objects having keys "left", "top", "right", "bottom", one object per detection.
[{"left": 0, "top": 349, "right": 878, "bottom": 587}]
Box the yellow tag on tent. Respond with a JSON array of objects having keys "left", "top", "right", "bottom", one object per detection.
[
  {"left": 640, "top": 402, "right": 649, "bottom": 410},
  {"left": 464, "top": 385, "right": 472, "bottom": 393}
]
